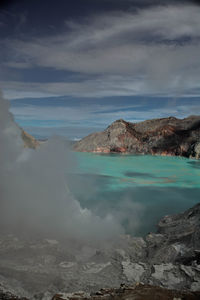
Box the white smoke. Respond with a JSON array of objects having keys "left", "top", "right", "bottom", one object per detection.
[{"left": 0, "top": 91, "right": 123, "bottom": 243}]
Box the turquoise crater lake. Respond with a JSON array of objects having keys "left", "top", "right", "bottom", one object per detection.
[{"left": 68, "top": 153, "right": 200, "bottom": 236}]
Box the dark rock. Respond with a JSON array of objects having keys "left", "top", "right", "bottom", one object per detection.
[
  {"left": 190, "top": 142, "right": 200, "bottom": 159},
  {"left": 74, "top": 116, "right": 200, "bottom": 158},
  {"left": 0, "top": 290, "right": 28, "bottom": 300},
  {"left": 145, "top": 203, "right": 200, "bottom": 264},
  {"left": 52, "top": 283, "right": 200, "bottom": 300}
]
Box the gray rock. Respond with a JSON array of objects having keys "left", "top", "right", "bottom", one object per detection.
[{"left": 0, "top": 203, "right": 200, "bottom": 299}]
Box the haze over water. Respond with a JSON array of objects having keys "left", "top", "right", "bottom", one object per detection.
[{"left": 68, "top": 153, "right": 200, "bottom": 236}]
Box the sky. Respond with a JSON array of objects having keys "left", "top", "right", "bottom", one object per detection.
[{"left": 0, "top": 0, "right": 200, "bottom": 139}]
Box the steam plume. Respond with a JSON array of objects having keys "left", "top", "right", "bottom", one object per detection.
[{"left": 0, "top": 91, "right": 123, "bottom": 243}]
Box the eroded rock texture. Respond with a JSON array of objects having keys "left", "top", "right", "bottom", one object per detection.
[
  {"left": 52, "top": 284, "right": 200, "bottom": 300},
  {"left": 21, "top": 130, "right": 39, "bottom": 149},
  {"left": 0, "top": 203, "right": 200, "bottom": 299},
  {"left": 74, "top": 116, "right": 200, "bottom": 157}
]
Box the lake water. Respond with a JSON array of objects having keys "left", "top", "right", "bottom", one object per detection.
[{"left": 68, "top": 153, "right": 200, "bottom": 236}]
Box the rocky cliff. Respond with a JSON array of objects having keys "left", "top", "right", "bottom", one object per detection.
[
  {"left": 21, "top": 130, "right": 39, "bottom": 149},
  {"left": 54, "top": 203, "right": 200, "bottom": 300},
  {"left": 74, "top": 116, "right": 200, "bottom": 158},
  {"left": 0, "top": 203, "right": 199, "bottom": 299}
]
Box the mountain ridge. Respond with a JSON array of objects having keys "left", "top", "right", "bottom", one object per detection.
[{"left": 74, "top": 115, "right": 200, "bottom": 158}]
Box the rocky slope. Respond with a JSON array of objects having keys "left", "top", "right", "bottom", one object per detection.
[
  {"left": 21, "top": 130, "right": 39, "bottom": 149},
  {"left": 53, "top": 284, "right": 200, "bottom": 300},
  {"left": 0, "top": 203, "right": 199, "bottom": 299},
  {"left": 1, "top": 284, "right": 200, "bottom": 300},
  {"left": 74, "top": 116, "right": 200, "bottom": 158},
  {"left": 0, "top": 290, "right": 28, "bottom": 300}
]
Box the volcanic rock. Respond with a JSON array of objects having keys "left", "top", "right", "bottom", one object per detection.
[
  {"left": 191, "top": 142, "right": 200, "bottom": 159},
  {"left": 0, "top": 289, "right": 28, "bottom": 300},
  {"left": 146, "top": 203, "right": 200, "bottom": 264},
  {"left": 52, "top": 284, "right": 200, "bottom": 300},
  {"left": 0, "top": 203, "right": 200, "bottom": 299},
  {"left": 74, "top": 116, "right": 200, "bottom": 157},
  {"left": 21, "top": 130, "right": 39, "bottom": 149}
]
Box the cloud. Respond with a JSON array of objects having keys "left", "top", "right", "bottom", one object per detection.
[
  {"left": 0, "top": 91, "right": 124, "bottom": 243},
  {"left": 9, "top": 101, "right": 143, "bottom": 128},
  {"left": 1, "top": 76, "right": 146, "bottom": 99},
  {"left": 1, "top": 4, "right": 200, "bottom": 98},
  {"left": 9, "top": 96, "right": 200, "bottom": 134}
]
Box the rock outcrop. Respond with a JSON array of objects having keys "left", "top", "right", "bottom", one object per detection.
[
  {"left": 191, "top": 142, "right": 200, "bottom": 159},
  {"left": 0, "top": 289, "right": 28, "bottom": 300},
  {"left": 0, "top": 203, "right": 199, "bottom": 299},
  {"left": 74, "top": 116, "right": 200, "bottom": 158},
  {"left": 147, "top": 203, "right": 200, "bottom": 264},
  {"left": 53, "top": 283, "right": 200, "bottom": 300},
  {"left": 2, "top": 284, "right": 200, "bottom": 300},
  {"left": 21, "top": 130, "right": 39, "bottom": 149}
]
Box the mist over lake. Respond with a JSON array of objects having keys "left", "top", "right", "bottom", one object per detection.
[{"left": 68, "top": 153, "right": 200, "bottom": 236}]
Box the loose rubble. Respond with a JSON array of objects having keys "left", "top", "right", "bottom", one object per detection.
[{"left": 0, "top": 203, "right": 199, "bottom": 299}]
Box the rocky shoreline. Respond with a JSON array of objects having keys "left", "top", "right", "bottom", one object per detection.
[
  {"left": 0, "top": 203, "right": 199, "bottom": 299},
  {"left": 74, "top": 116, "right": 200, "bottom": 159}
]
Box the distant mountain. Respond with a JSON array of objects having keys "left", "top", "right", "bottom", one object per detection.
[{"left": 74, "top": 116, "right": 200, "bottom": 158}]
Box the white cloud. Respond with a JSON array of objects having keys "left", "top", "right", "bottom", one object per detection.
[
  {"left": 10, "top": 102, "right": 141, "bottom": 123},
  {"left": 1, "top": 4, "right": 200, "bottom": 98},
  {"left": 10, "top": 98, "right": 200, "bottom": 129}
]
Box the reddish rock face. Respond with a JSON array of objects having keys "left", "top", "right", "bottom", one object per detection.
[
  {"left": 93, "top": 147, "right": 111, "bottom": 153},
  {"left": 74, "top": 116, "right": 200, "bottom": 158}
]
